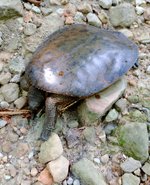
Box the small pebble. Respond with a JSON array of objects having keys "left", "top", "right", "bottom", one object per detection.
[
  {"left": 0, "top": 119, "right": 7, "bottom": 128},
  {"left": 93, "top": 158, "right": 100, "bottom": 164},
  {"left": 4, "top": 175, "right": 11, "bottom": 180},
  {"left": 146, "top": 66, "right": 150, "bottom": 74},
  {"left": 101, "top": 154, "right": 109, "bottom": 164},
  {"left": 67, "top": 177, "right": 74, "bottom": 185},
  {"left": 73, "top": 179, "right": 80, "bottom": 185},
  {"left": 31, "top": 167, "right": 38, "bottom": 177},
  {"left": 32, "top": 6, "right": 41, "bottom": 14},
  {"left": 2, "top": 156, "right": 8, "bottom": 163}
]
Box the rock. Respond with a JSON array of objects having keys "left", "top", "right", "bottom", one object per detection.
[
  {"left": 105, "top": 109, "right": 119, "bottom": 122},
  {"left": 93, "top": 158, "right": 100, "bottom": 164},
  {"left": 115, "top": 98, "right": 128, "bottom": 114},
  {"left": 14, "top": 97, "right": 27, "bottom": 109},
  {"left": 73, "top": 179, "right": 80, "bottom": 185},
  {"left": 134, "top": 168, "right": 141, "bottom": 176},
  {"left": 8, "top": 132, "right": 19, "bottom": 142},
  {"left": 67, "top": 120, "right": 79, "bottom": 128},
  {"left": 0, "top": 83, "right": 19, "bottom": 103},
  {"left": 10, "top": 74, "right": 21, "bottom": 83},
  {"left": 100, "top": 154, "right": 109, "bottom": 164},
  {"left": 122, "top": 173, "right": 140, "bottom": 185},
  {"left": 135, "top": 6, "right": 144, "bottom": 15},
  {"left": 135, "top": 0, "right": 146, "bottom": 5},
  {"left": 50, "top": 0, "right": 61, "bottom": 5},
  {"left": 129, "top": 110, "right": 148, "bottom": 122},
  {"left": 2, "top": 141, "right": 12, "bottom": 153},
  {"left": 41, "top": 7, "right": 53, "bottom": 16},
  {"left": 87, "top": 13, "right": 102, "bottom": 27},
  {"left": 67, "top": 177, "right": 74, "bottom": 185},
  {"left": 0, "top": 0, "right": 23, "bottom": 20},
  {"left": 78, "top": 78, "right": 126, "bottom": 126},
  {"left": 136, "top": 31, "right": 150, "bottom": 44},
  {"left": 142, "top": 162, "right": 150, "bottom": 175},
  {"left": 98, "top": 10, "right": 108, "bottom": 24},
  {"left": 38, "top": 168, "right": 53, "bottom": 185},
  {"left": 74, "top": 12, "right": 86, "bottom": 23},
  {"left": 144, "top": 7, "right": 150, "bottom": 21},
  {"left": 104, "top": 123, "right": 117, "bottom": 135},
  {"left": 99, "top": 0, "right": 112, "bottom": 9},
  {"left": 61, "top": 0, "right": 69, "bottom": 5},
  {"left": 31, "top": 167, "right": 38, "bottom": 177},
  {"left": 7, "top": 164, "right": 17, "bottom": 177},
  {"left": 120, "top": 157, "right": 141, "bottom": 172},
  {"left": 83, "top": 127, "right": 96, "bottom": 144},
  {"left": 16, "top": 143, "right": 29, "bottom": 157},
  {"left": 0, "top": 72, "right": 11, "bottom": 85},
  {"left": 32, "top": 6, "right": 41, "bottom": 14},
  {"left": 0, "top": 101, "right": 9, "bottom": 109},
  {"left": 47, "top": 155, "right": 69, "bottom": 183},
  {"left": 24, "top": 23, "right": 37, "bottom": 36},
  {"left": 65, "top": 129, "right": 81, "bottom": 148},
  {"left": 117, "top": 122, "right": 149, "bottom": 162},
  {"left": 9, "top": 56, "right": 25, "bottom": 74},
  {"left": 23, "top": 3, "right": 32, "bottom": 10},
  {"left": 109, "top": 3, "right": 136, "bottom": 27},
  {"left": 146, "top": 66, "right": 150, "bottom": 74},
  {"left": 39, "top": 133, "right": 63, "bottom": 164},
  {"left": 0, "top": 119, "right": 7, "bottom": 128},
  {"left": 127, "top": 95, "right": 139, "bottom": 103},
  {"left": 72, "top": 158, "right": 107, "bottom": 185},
  {"left": 77, "top": 2, "right": 92, "bottom": 14},
  {"left": 119, "top": 29, "right": 133, "bottom": 39}
]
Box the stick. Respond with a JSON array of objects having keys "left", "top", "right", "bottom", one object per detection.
[
  {"left": 26, "top": 0, "right": 42, "bottom": 6},
  {"left": 0, "top": 109, "right": 30, "bottom": 116}
]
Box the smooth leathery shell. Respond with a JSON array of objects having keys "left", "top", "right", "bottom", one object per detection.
[{"left": 26, "top": 24, "right": 138, "bottom": 97}]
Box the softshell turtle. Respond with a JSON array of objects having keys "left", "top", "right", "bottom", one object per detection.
[{"left": 26, "top": 24, "right": 138, "bottom": 141}]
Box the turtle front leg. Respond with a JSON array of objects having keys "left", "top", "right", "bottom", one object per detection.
[{"left": 40, "top": 97, "right": 57, "bottom": 141}]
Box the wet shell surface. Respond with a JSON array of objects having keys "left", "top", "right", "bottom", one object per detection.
[{"left": 26, "top": 24, "right": 138, "bottom": 97}]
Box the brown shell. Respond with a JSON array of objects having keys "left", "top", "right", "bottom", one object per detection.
[{"left": 26, "top": 24, "right": 138, "bottom": 97}]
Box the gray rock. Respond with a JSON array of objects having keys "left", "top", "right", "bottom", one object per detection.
[
  {"left": 0, "top": 83, "right": 19, "bottom": 103},
  {"left": 142, "top": 162, "right": 150, "bottom": 175},
  {"left": 99, "top": 0, "right": 112, "bottom": 9},
  {"left": 0, "top": 119, "right": 7, "bottom": 128},
  {"left": 0, "top": 101, "right": 9, "bottom": 109},
  {"left": 87, "top": 13, "right": 102, "bottom": 27},
  {"left": 83, "top": 127, "right": 96, "bottom": 144},
  {"left": 67, "top": 120, "right": 79, "bottom": 128},
  {"left": 100, "top": 154, "right": 109, "bottom": 164},
  {"left": 120, "top": 157, "right": 141, "bottom": 172},
  {"left": 135, "top": 6, "right": 144, "bottom": 15},
  {"left": 23, "top": 3, "right": 32, "bottom": 10},
  {"left": 117, "top": 122, "right": 149, "bottom": 162},
  {"left": 67, "top": 177, "right": 74, "bottom": 185},
  {"left": 115, "top": 98, "right": 128, "bottom": 113},
  {"left": 105, "top": 108, "right": 119, "bottom": 122},
  {"left": 144, "top": 7, "right": 150, "bottom": 21},
  {"left": 9, "top": 56, "right": 25, "bottom": 74},
  {"left": 50, "top": 0, "right": 61, "bottom": 5},
  {"left": 146, "top": 65, "right": 150, "bottom": 74},
  {"left": 24, "top": 23, "right": 37, "bottom": 36},
  {"left": 38, "top": 133, "right": 63, "bottom": 164},
  {"left": 0, "top": 37, "right": 3, "bottom": 46},
  {"left": 0, "top": 72, "right": 11, "bottom": 85},
  {"left": 32, "top": 6, "right": 41, "bottom": 14},
  {"left": 71, "top": 158, "right": 107, "bottom": 185},
  {"left": 104, "top": 123, "right": 117, "bottom": 135},
  {"left": 73, "top": 179, "right": 80, "bottom": 185},
  {"left": 10, "top": 74, "right": 21, "bottom": 83},
  {"left": 119, "top": 29, "right": 133, "bottom": 39},
  {"left": 41, "top": 7, "right": 53, "bottom": 16},
  {"left": 137, "top": 31, "right": 150, "bottom": 44},
  {"left": 74, "top": 12, "right": 86, "bottom": 23},
  {"left": 0, "top": 0, "right": 23, "bottom": 20},
  {"left": 77, "top": 2, "right": 92, "bottom": 14},
  {"left": 109, "top": 3, "right": 136, "bottom": 27},
  {"left": 14, "top": 97, "right": 27, "bottom": 109},
  {"left": 78, "top": 78, "right": 126, "bottom": 126},
  {"left": 135, "top": 0, "right": 146, "bottom": 5},
  {"left": 122, "top": 173, "right": 140, "bottom": 185}
]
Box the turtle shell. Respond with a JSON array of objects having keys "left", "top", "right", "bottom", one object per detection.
[{"left": 26, "top": 24, "right": 138, "bottom": 97}]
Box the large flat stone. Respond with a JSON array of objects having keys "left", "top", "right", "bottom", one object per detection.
[{"left": 77, "top": 77, "right": 127, "bottom": 126}]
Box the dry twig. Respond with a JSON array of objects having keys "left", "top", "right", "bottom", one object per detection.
[
  {"left": 0, "top": 109, "right": 30, "bottom": 116},
  {"left": 26, "top": 0, "right": 42, "bottom": 6}
]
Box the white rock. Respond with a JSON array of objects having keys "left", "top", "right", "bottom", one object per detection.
[
  {"left": 39, "top": 133, "right": 63, "bottom": 164},
  {"left": 0, "top": 119, "right": 7, "bottom": 128},
  {"left": 47, "top": 155, "right": 69, "bottom": 183},
  {"left": 119, "top": 29, "right": 133, "bottom": 39},
  {"left": 135, "top": 0, "right": 146, "bottom": 5},
  {"left": 73, "top": 179, "right": 80, "bottom": 185},
  {"left": 32, "top": 6, "right": 41, "bottom": 14},
  {"left": 87, "top": 13, "right": 102, "bottom": 27},
  {"left": 120, "top": 157, "right": 141, "bottom": 173},
  {"left": 67, "top": 177, "right": 74, "bottom": 185},
  {"left": 135, "top": 6, "right": 144, "bottom": 15},
  {"left": 146, "top": 66, "right": 150, "bottom": 74},
  {"left": 14, "top": 97, "right": 27, "bottom": 109},
  {"left": 99, "top": 0, "right": 112, "bottom": 9}
]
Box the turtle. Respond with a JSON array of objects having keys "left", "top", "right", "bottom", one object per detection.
[{"left": 25, "top": 24, "right": 138, "bottom": 141}]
